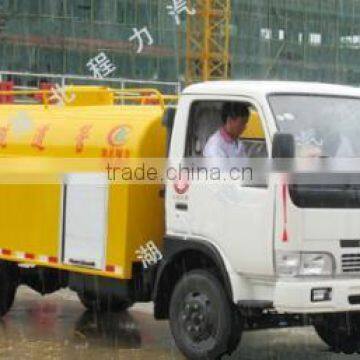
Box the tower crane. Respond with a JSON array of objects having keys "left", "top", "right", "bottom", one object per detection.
[{"left": 185, "top": 0, "right": 231, "bottom": 84}]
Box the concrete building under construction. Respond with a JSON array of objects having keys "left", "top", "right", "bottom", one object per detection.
[{"left": 0, "top": 0, "right": 359, "bottom": 86}]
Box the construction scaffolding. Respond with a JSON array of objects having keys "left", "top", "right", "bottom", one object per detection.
[
  {"left": 0, "top": 0, "right": 179, "bottom": 82},
  {"left": 231, "top": 0, "right": 360, "bottom": 84},
  {"left": 0, "top": 1, "right": 360, "bottom": 86},
  {"left": 185, "top": 0, "right": 231, "bottom": 84}
]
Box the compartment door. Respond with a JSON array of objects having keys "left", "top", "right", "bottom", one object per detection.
[{"left": 63, "top": 173, "right": 108, "bottom": 270}]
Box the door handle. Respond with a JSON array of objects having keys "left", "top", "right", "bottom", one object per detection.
[
  {"left": 159, "top": 188, "right": 165, "bottom": 198},
  {"left": 68, "top": 259, "right": 96, "bottom": 267},
  {"left": 175, "top": 203, "right": 188, "bottom": 211}
]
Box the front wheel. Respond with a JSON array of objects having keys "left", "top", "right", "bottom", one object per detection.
[
  {"left": 169, "top": 269, "right": 243, "bottom": 360},
  {"left": 314, "top": 312, "right": 360, "bottom": 354}
]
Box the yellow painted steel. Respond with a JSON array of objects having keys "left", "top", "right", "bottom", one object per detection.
[
  {"left": 186, "top": 0, "right": 231, "bottom": 84},
  {"left": 63, "top": 86, "right": 114, "bottom": 106},
  {"left": 242, "top": 111, "right": 265, "bottom": 139},
  {"left": 0, "top": 184, "right": 61, "bottom": 258},
  {"left": 0, "top": 87, "right": 167, "bottom": 280}
]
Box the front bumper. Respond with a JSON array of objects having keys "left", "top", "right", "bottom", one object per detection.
[{"left": 274, "top": 278, "right": 360, "bottom": 313}]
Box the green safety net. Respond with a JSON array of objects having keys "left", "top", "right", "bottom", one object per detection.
[
  {"left": 231, "top": 0, "right": 360, "bottom": 84},
  {"left": 0, "top": 0, "right": 360, "bottom": 86},
  {"left": 0, "top": 0, "right": 179, "bottom": 90}
]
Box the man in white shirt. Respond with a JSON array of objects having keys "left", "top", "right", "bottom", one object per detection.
[{"left": 203, "top": 102, "right": 250, "bottom": 158}]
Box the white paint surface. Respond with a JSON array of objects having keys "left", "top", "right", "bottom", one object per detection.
[{"left": 63, "top": 173, "right": 108, "bottom": 270}]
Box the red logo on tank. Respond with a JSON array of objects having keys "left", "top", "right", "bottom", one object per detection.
[{"left": 107, "top": 125, "right": 131, "bottom": 147}]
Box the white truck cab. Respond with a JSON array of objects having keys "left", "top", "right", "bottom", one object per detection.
[{"left": 154, "top": 81, "right": 360, "bottom": 359}]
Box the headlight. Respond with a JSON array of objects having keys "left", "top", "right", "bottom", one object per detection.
[
  {"left": 275, "top": 252, "right": 300, "bottom": 277},
  {"left": 276, "top": 251, "right": 334, "bottom": 278},
  {"left": 300, "top": 253, "right": 334, "bottom": 276}
]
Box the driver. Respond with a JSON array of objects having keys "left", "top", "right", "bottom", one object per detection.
[{"left": 203, "top": 102, "right": 250, "bottom": 158}]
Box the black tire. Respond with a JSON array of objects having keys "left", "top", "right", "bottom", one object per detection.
[
  {"left": 77, "top": 292, "right": 133, "bottom": 313},
  {"left": 169, "top": 269, "right": 243, "bottom": 360},
  {"left": 0, "top": 262, "right": 18, "bottom": 316},
  {"left": 314, "top": 312, "right": 360, "bottom": 354},
  {"left": 20, "top": 267, "right": 68, "bottom": 295}
]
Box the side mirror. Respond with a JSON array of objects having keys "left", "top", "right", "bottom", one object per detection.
[{"left": 272, "top": 133, "right": 295, "bottom": 158}]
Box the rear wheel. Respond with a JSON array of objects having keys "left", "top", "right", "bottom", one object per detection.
[
  {"left": 169, "top": 269, "right": 243, "bottom": 360},
  {"left": 77, "top": 291, "right": 133, "bottom": 312},
  {"left": 314, "top": 312, "right": 360, "bottom": 354},
  {"left": 0, "top": 262, "right": 19, "bottom": 316}
]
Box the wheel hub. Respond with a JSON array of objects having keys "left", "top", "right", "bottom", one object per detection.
[{"left": 181, "top": 292, "right": 213, "bottom": 342}]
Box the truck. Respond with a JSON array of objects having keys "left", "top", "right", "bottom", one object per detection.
[{"left": 0, "top": 81, "right": 359, "bottom": 359}]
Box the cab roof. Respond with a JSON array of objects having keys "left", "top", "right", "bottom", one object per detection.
[{"left": 183, "top": 80, "right": 360, "bottom": 98}]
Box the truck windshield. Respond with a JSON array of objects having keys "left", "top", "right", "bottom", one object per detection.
[{"left": 269, "top": 94, "right": 360, "bottom": 157}]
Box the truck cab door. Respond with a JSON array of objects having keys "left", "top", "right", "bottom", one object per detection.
[
  {"left": 167, "top": 96, "right": 275, "bottom": 276},
  {"left": 165, "top": 96, "right": 193, "bottom": 235}
]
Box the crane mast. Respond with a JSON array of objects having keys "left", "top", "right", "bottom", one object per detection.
[{"left": 185, "top": 0, "right": 231, "bottom": 84}]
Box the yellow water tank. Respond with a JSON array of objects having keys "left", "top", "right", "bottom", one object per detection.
[{"left": 0, "top": 86, "right": 166, "bottom": 279}]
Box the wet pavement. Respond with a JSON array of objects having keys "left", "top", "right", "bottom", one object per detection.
[{"left": 0, "top": 286, "right": 358, "bottom": 359}]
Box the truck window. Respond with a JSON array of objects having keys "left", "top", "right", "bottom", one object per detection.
[
  {"left": 269, "top": 94, "right": 360, "bottom": 157},
  {"left": 185, "top": 100, "right": 268, "bottom": 159}
]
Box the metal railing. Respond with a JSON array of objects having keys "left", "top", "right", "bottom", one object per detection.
[
  {"left": 0, "top": 71, "right": 182, "bottom": 95},
  {"left": 0, "top": 87, "right": 179, "bottom": 109}
]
